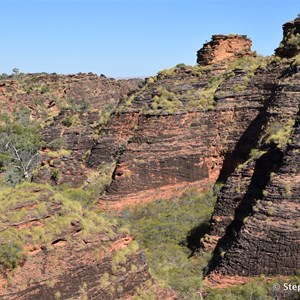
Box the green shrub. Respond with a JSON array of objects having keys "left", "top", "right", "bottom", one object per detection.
[
  {"left": 205, "top": 276, "right": 300, "bottom": 300},
  {"left": 122, "top": 188, "right": 216, "bottom": 297},
  {"left": 205, "top": 281, "right": 271, "bottom": 300},
  {"left": 97, "top": 100, "right": 117, "bottom": 129},
  {"left": 47, "top": 138, "right": 67, "bottom": 150},
  {"left": 150, "top": 87, "right": 183, "bottom": 113},
  {"left": 157, "top": 67, "right": 176, "bottom": 77},
  {"left": 0, "top": 241, "right": 24, "bottom": 270},
  {"left": 67, "top": 98, "right": 90, "bottom": 112},
  {"left": 112, "top": 241, "right": 139, "bottom": 269},
  {"left": 175, "top": 63, "right": 187, "bottom": 69},
  {"left": 286, "top": 33, "right": 300, "bottom": 50},
  {"left": 146, "top": 77, "right": 155, "bottom": 84},
  {"left": 54, "top": 291, "right": 61, "bottom": 299},
  {"left": 48, "top": 149, "right": 71, "bottom": 158},
  {"left": 51, "top": 169, "right": 60, "bottom": 181},
  {"left": 99, "top": 272, "right": 110, "bottom": 289},
  {"left": 292, "top": 54, "right": 300, "bottom": 66},
  {"left": 62, "top": 116, "right": 73, "bottom": 127},
  {"left": 264, "top": 118, "right": 295, "bottom": 150},
  {"left": 0, "top": 109, "right": 42, "bottom": 185},
  {"left": 40, "top": 85, "right": 49, "bottom": 94},
  {"left": 0, "top": 73, "right": 8, "bottom": 80}
]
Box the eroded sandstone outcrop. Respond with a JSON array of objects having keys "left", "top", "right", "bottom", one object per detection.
[
  {"left": 197, "top": 34, "right": 255, "bottom": 65},
  {"left": 206, "top": 17, "right": 300, "bottom": 279},
  {"left": 275, "top": 16, "right": 300, "bottom": 58},
  {"left": 0, "top": 73, "right": 141, "bottom": 121},
  {"left": 90, "top": 56, "right": 270, "bottom": 208},
  {"left": 0, "top": 16, "right": 299, "bottom": 297},
  {"left": 0, "top": 184, "right": 173, "bottom": 299},
  {"left": 0, "top": 73, "right": 143, "bottom": 188}
]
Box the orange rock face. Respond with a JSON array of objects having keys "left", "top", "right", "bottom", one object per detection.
[{"left": 197, "top": 34, "right": 255, "bottom": 65}]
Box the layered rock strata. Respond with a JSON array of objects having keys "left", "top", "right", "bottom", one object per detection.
[
  {"left": 275, "top": 17, "right": 300, "bottom": 58},
  {"left": 207, "top": 17, "right": 300, "bottom": 278},
  {"left": 90, "top": 58, "right": 271, "bottom": 208},
  {"left": 0, "top": 17, "right": 299, "bottom": 290},
  {"left": 0, "top": 185, "right": 173, "bottom": 299},
  {"left": 197, "top": 34, "right": 255, "bottom": 65}
]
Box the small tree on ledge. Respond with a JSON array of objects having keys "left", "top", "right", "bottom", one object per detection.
[{"left": 0, "top": 109, "right": 42, "bottom": 185}]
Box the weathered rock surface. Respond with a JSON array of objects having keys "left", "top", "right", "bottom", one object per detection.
[
  {"left": 275, "top": 17, "right": 300, "bottom": 58},
  {"left": 0, "top": 15, "right": 299, "bottom": 296},
  {"left": 0, "top": 184, "right": 173, "bottom": 300},
  {"left": 206, "top": 18, "right": 300, "bottom": 278},
  {"left": 212, "top": 106, "right": 300, "bottom": 276},
  {"left": 0, "top": 73, "right": 143, "bottom": 188},
  {"left": 89, "top": 58, "right": 271, "bottom": 208},
  {"left": 197, "top": 34, "right": 255, "bottom": 65},
  {"left": 0, "top": 73, "right": 141, "bottom": 120}
]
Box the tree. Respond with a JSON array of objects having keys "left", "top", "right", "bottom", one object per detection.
[
  {"left": 12, "top": 68, "right": 20, "bottom": 79},
  {"left": 12, "top": 68, "right": 19, "bottom": 75},
  {"left": 0, "top": 109, "right": 42, "bottom": 185}
]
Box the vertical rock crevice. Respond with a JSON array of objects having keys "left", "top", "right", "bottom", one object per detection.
[
  {"left": 206, "top": 144, "right": 284, "bottom": 274},
  {"left": 213, "top": 105, "right": 300, "bottom": 276},
  {"left": 206, "top": 58, "right": 300, "bottom": 276}
]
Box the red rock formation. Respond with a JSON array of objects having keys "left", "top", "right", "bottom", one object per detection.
[
  {"left": 0, "top": 185, "right": 174, "bottom": 299},
  {"left": 89, "top": 60, "right": 270, "bottom": 208},
  {"left": 0, "top": 16, "right": 299, "bottom": 296},
  {"left": 206, "top": 18, "right": 300, "bottom": 278},
  {"left": 0, "top": 73, "right": 142, "bottom": 188},
  {"left": 0, "top": 73, "right": 141, "bottom": 121},
  {"left": 197, "top": 34, "right": 255, "bottom": 65}
]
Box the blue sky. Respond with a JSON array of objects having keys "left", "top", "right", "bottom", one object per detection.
[{"left": 1, "top": 0, "right": 299, "bottom": 77}]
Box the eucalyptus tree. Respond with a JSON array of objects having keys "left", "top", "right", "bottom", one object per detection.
[{"left": 0, "top": 110, "right": 42, "bottom": 185}]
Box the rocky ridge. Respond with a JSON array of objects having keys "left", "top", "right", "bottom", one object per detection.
[
  {"left": 0, "top": 73, "right": 142, "bottom": 188},
  {"left": 0, "top": 16, "right": 299, "bottom": 298},
  {"left": 206, "top": 17, "right": 300, "bottom": 280}
]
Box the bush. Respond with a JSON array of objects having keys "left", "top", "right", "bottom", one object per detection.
[
  {"left": 67, "top": 98, "right": 90, "bottom": 112},
  {"left": 204, "top": 277, "right": 300, "bottom": 300},
  {"left": 48, "top": 149, "right": 71, "bottom": 158},
  {"left": 157, "top": 67, "right": 176, "bottom": 77},
  {"left": 0, "top": 242, "right": 24, "bottom": 270},
  {"left": 0, "top": 73, "right": 8, "bottom": 80},
  {"left": 62, "top": 116, "right": 73, "bottom": 127},
  {"left": 47, "top": 138, "right": 67, "bottom": 151},
  {"left": 150, "top": 87, "right": 183, "bottom": 113},
  {"left": 40, "top": 85, "right": 49, "bottom": 94},
  {"left": 292, "top": 54, "right": 300, "bottom": 66},
  {"left": 0, "top": 109, "right": 42, "bottom": 185},
  {"left": 264, "top": 118, "right": 295, "bottom": 150},
  {"left": 122, "top": 188, "right": 216, "bottom": 298}
]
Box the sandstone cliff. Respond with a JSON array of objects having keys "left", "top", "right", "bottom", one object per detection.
[
  {"left": 0, "top": 15, "right": 299, "bottom": 299},
  {"left": 206, "top": 17, "right": 300, "bottom": 280},
  {"left": 0, "top": 73, "right": 143, "bottom": 188}
]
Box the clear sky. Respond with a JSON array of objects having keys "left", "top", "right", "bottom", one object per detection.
[{"left": 1, "top": 0, "right": 299, "bottom": 77}]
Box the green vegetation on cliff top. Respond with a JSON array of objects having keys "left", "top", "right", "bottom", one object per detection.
[{"left": 119, "top": 55, "right": 270, "bottom": 115}]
